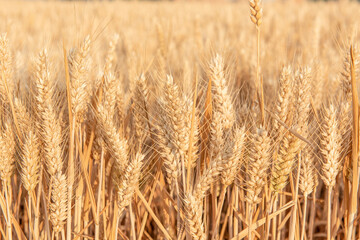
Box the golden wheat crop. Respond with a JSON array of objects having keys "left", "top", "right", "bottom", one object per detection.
[{"left": 0, "top": 1, "right": 360, "bottom": 240}]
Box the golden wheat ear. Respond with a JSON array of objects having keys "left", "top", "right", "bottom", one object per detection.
[
  {"left": 0, "top": 122, "right": 15, "bottom": 182},
  {"left": 320, "top": 103, "right": 342, "bottom": 240},
  {"left": 249, "top": 0, "right": 263, "bottom": 27},
  {"left": 320, "top": 104, "right": 341, "bottom": 189},
  {"left": 33, "top": 49, "right": 63, "bottom": 176},
  {"left": 96, "top": 103, "right": 129, "bottom": 174},
  {"left": 183, "top": 193, "right": 205, "bottom": 240},
  {"left": 49, "top": 172, "right": 68, "bottom": 233},
  {"left": 246, "top": 127, "right": 271, "bottom": 205},
  {"left": 209, "top": 54, "right": 235, "bottom": 130},
  {"left": 295, "top": 67, "right": 312, "bottom": 137},
  {"left": 273, "top": 66, "right": 293, "bottom": 140},
  {"left": 68, "top": 36, "right": 91, "bottom": 124},
  {"left": 221, "top": 126, "right": 246, "bottom": 187},
  {"left": 104, "top": 33, "right": 120, "bottom": 75},
  {"left": 116, "top": 152, "right": 143, "bottom": 215},
  {"left": 271, "top": 130, "right": 301, "bottom": 192},
  {"left": 0, "top": 33, "right": 14, "bottom": 106},
  {"left": 19, "top": 130, "right": 41, "bottom": 194},
  {"left": 132, "top": 73, "right": 150, "bottom": 146}
]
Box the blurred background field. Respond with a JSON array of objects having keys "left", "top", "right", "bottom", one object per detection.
[{"left": 0, "top": 0, "right": 358, "bottom": 100}]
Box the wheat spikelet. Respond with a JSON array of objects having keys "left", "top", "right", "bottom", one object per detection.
[
  {"left": 193, "top": 114, "right": 225, "bottom": 199},
  {"left": 183, "top": 193, "right": 205, "bottom": 240},
  {"left": 0, "top": 122, "right": 15, "bottom": 182},
  {"left": 68, "top": 35, "right": 91, "bottom": 123},
  {"left": 249, "top": 0, "right": 263, "bottom": 27},
  {"left": 14, "top": 97, "right": 31, "bottom": 136},
  {"left": 156, "top": 23, "right": 167, "bottom": 59},
  {"left": 156, "top": 99, "right": 180, "bottom": 188},
  {"left": 191, "top": 112, "right": 224, "bottom": 199},
  {"left": 104, "top": 33, "right": 119, "bottom": 74},
  {"left": 38, "top": 106, "right": 64, "bottom": 176},
  {"left": 339, "top": 47, "right": 357, "bottom": 161},
  {"left": 209, "top": 110, "right": 225, "bottom": 162},
  {"left": 0, "top": 33, "right": 13, "bottom": 105},
  {"left": 221, "top": 126, "right": 246, "bottom": 186},
  {"left": 156, "top": 75, "right": 188, "bottom": 187},
  {"left": 115, "top": 79, "right": 125, "bottom": 128},
  {"left": 320, "top": 104, "right": 341, "bottom": 188},
  {"left": 96, "top": 74, "right": 128, "bottom": 178},
  {"left": 271, "top": 132, "right": 301, "bottom": 192},
  {"left": 132, "top": 74, "right": 149, "bottom": 143},
  {"left": 126, "top": 49, "right": 138, "bottom": 90},
  {"left": 209, "top": 54, "right": 235, "bottom": 130},
  {"left": 246, "top": 127, "right": 271, "bottom": 204},
  {"left": 341, "top": 45, "right": 359, "bottom": 102},
  {"left": 338, "top": 102, "right": 352, "bottom": 174},
  {"left": 102, "top": 72, "right": 118, "bottom": 119},
  {"left": 91, "top": 72, "right": 117, "bottom": 164},
  {"left": 33, "top": 50, "right": 54, "bottom": 109},
  {"left": 116, "top": 152, "right": 143, "bottom": 214},
  {"left": 299, "top": 150, "right": 316, "bottom": 196},
  {"left": 20, "top": 130, "right": 40, "bottom": 193},
  {"left": 273, "top": 66, "right": 293, "bottom": 137},
  {"left": 296, "top": 67, "right": 312, "bottom": 136},
  {"left": 97, "top": 103, "right": 128, "bottom": 174},
  {"left": 193, "top": 154, "right": 223, "bottom": 200},
  {"left": 162, "top": 75, "right": 188, "bottom": 156},
  {"left": 49, "top": 172, "right": 68, "bottom": 233},
  {"left": 33, "top": 50, "right": 63, "bottom": 176},
  {"left": 184, "top": 97, "right": 199, "bottom": 169}
]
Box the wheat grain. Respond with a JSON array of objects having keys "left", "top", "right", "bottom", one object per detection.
[{"left": 249, "top": 0, "right": 262, "bottom": 27}]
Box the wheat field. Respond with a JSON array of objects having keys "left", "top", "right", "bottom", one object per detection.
[{"left": 0, "top": 0, "right": 359, "bottom": 239}]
